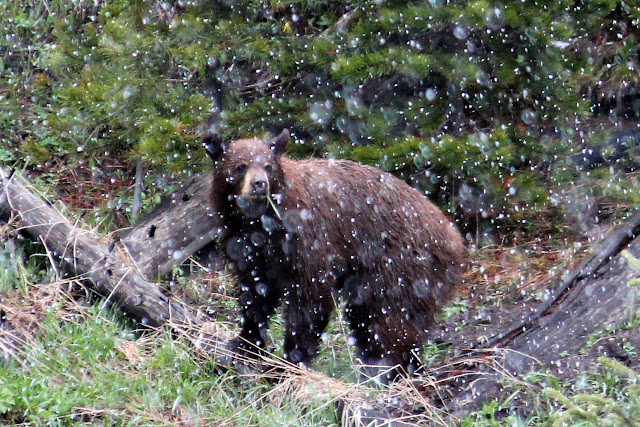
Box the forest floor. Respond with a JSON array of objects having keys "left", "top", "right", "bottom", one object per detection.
[
  {"left": 444, "top": 236, "right": 640, "bottom": 378},
  {"left": 2, "top": 165, "right": 640, "bottom": 425}
]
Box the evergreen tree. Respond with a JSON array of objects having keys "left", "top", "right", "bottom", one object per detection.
[{"left": 1, "top": 0, "right": 639, "bottom": 230}]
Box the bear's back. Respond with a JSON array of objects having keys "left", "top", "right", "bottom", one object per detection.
[
  {"left": 279, "top": 156, "right": 462, "bottom": 254},
  {"left": 277, "top": 156, "right": 464, "bottom": 319}
]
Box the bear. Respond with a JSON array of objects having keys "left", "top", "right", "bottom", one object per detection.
[{"left": 204, "top": 129, "right": 465, "bottom": 382}]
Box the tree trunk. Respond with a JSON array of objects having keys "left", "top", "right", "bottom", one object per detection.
[
  {"left": 0, "top": 167, "right": 223, "bottom": 350},
  {"left": 119, "top": 173, "right": 220, "bottom": 281}
]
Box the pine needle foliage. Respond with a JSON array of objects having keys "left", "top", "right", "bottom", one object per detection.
[{"left": 1, "top": 0, "right": 639, "bottom": 227}]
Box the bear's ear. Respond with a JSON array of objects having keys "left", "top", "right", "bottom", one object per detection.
[
  {"left": 269, "top": 129, "right": 290, "bottom": 157},
  {"left": 202, "top": 132, "right": 227, "bottom": 161}
]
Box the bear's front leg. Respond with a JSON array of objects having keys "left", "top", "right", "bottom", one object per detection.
[
  {"left": 227, "top": 271, "right": 283, "bottom": 361},
  {"left": 282, "top": 288, "right": 334, "bottom": 365}
]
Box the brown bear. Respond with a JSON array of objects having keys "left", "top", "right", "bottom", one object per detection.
[{"left": 204, "top": 129, "right": 465, "bottom": 382}]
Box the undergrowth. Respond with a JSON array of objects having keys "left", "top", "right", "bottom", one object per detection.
[
  {"left": 3, "top": 231, "right": 640, "bottom": 426},
  {"left": 0, "top": 239, "right": 440, "bottom": 425},
  {"left": 0, "top": 277, "right": 343, "bottom": 425}
]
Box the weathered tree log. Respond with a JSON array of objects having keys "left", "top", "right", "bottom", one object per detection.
[
  {"left": 504, "top": 230, "right": 640, "bottom": 366},
  {"left": 482, "top": 209, "right": 640, "bottom": 350},
  {"left": 119, "top": 173, "right": 220, "bottom": 281},
  {"left": 447, "top": 210, "right": 640, "bottom": 417},
  {"left": 0, "top": 167, "right": 217, "bottom": 342}
]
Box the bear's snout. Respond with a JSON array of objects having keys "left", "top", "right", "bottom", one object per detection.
[
  {"left": 240, "top": 168, "right": 270, "bottom": 198},
  {"left": 251, "top": 176, "right": 268, "bottom": 195}
]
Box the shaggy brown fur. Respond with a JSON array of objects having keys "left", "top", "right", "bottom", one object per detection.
[{"left": 204, "top": 130, "right": 465, "bottom": 381}]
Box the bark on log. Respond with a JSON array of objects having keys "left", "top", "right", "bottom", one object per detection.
[
  {"left": 0, "top": 167, "right": 221, "bottom": 348},
  {"left": 447, "top": 210, "right": 640, "bottom": 417},
  {"left": 119, "top": 173, "right": 220, "bottom": 281}
]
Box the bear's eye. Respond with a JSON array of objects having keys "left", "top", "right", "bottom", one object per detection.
[
  {"left": 264, "top": 164, "right": 274, "bottom": 174},
  {"left": 235, "top": 163, "right": 248, "bottom": 173}
]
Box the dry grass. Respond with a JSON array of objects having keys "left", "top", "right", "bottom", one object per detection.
[
  {"left": 0, "top": 222, "right": 568, "bottom": 425},
  {"left": 464, "top": 238, "right": 588, "bottom": 302},
  {"left": 0, "top": 278, "right": 93, "bottom": 362}
]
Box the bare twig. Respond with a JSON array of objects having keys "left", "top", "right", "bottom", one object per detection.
[{"left": 131, "top": 157, "right": 144, "bottom": 222}]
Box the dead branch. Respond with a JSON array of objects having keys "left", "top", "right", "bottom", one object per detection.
[
  {"left": 118, "top": 173, "right": 220, "bottom": 281},
  {"left": 0, "top": 166, "right": 220, "bottom": 349}
]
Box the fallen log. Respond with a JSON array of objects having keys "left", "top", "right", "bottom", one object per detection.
[
  {"left": 118, "top": 173, "right": 220, "bottom": 281},
  {"left": 481, "top": 209, "right": 640, "bottom": 350},
  {"left": 446, "top": 210, "right": 640, "bottom": 417},
  {"left": 0, "top": 166, "right": 221, "bottom": 345}
]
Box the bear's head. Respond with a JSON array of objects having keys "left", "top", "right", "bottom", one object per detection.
[{"left": 204, "top": 129, "right": 290, "bottom": 219}]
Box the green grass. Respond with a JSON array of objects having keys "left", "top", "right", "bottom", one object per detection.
[
  {"left": 0, "top": 229, "right": 411, "bottom": 425},
  {"left": 0, "top": 245, "right": 348, "bottom": 425},
  {"left": 0, "top": 302, "right": 343, "bottom": 425},
  {"left": 3, "top": 224, "right": 640, "bottom": 426}
]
